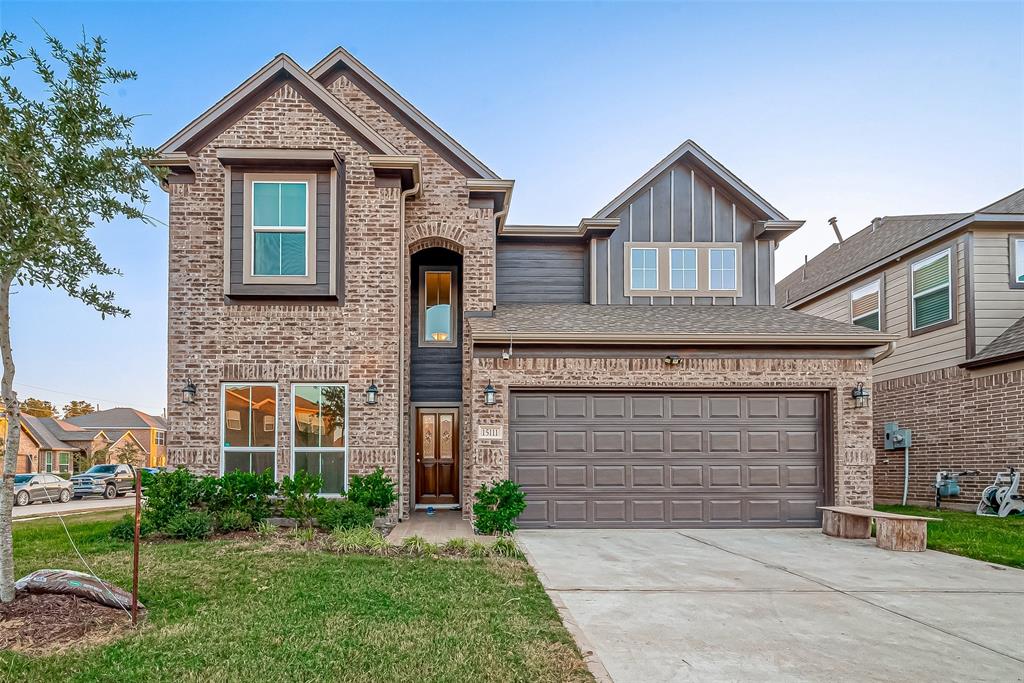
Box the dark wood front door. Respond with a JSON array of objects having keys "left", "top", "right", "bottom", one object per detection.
[{"left": 415, "top": 408, "right": 460, "bottom": 505}]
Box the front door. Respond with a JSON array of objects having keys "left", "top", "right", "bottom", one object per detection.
[{"left": 415, "top": 408, "right": 459, "bottom": 505}]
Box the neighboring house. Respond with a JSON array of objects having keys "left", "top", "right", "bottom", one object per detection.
[
  {"left": 779, "top": 190, "right": 1024, "bottom": 505},
  {"left": 145, "top": 48, "right": 891, "bottom": 529},
  {"left": 66, "top": 407, "right": 168, "bottom": 467},
  {"left": 2, "top": 412, "right": 154, "bottom": 475}
]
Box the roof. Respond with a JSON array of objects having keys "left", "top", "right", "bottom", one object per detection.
[
  {"left": 593, "top": 140, "right": 790, "bottom": 223},
  {"left": 20, "top": 416, "right": 86, "bottom": 451},
  {"left": 963, "top": 315, "right": 1024, "bottom": 368},
  {"left": 67, "top": 408, "right": 167, "bottom": 431},
  {"left": 469, "top": 304, "right": 895, "bottom": 345},
  {"left": 780, "top": 187, "right": 1024, "bottom": 307},
  {"left": 309, "top": 47, "right": 499, "bottom": 180}
]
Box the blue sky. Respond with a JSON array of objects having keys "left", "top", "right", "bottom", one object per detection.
[{"left": 2, "top": 1, "right": 1022, "bottom": 416}]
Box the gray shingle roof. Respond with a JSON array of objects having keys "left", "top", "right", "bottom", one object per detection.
[
  {"left": 67, "top": 407, "right": 166, "bottom": 430},
  {"left": 20, "top": 416, "right": 84, "bottom": 451},
  {"left": 470, "top": 304, "right": 893, "bottom": 344},
  {"left": 964, "top": 315, "right": 1024, "bottom": 367},
  {"left": 979, "top": 188, "right": 1024, "bottom": 214}
]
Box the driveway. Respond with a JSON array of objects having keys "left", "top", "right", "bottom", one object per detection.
[
  {"left": 13, "top": 494, "right": 136, "bottom": 521},
  {"left": 519, "top": 529, "right": 1024, "bottom": 682}
]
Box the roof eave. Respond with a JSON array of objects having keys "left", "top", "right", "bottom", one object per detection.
[
  {"left": 498, "top": 218, "right": 619, "bottom": 240},
  {"left": 961, "top": 349, "right": 1024, "bottom": 369},
  {"left": 470, "top": 331, "right": 897, "bottom": 346}
]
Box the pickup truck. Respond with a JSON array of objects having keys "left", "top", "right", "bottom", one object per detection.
[{"left": 71, "top": 464, "right": 137, "bottom": 499}]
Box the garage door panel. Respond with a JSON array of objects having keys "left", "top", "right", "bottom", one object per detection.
[{"left": 511, "top": 391, "right": 826, "bottom": 529}]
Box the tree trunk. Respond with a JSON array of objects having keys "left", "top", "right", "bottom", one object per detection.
[{"left": 0, "top": 275, "right": 20, "bottom": 603}]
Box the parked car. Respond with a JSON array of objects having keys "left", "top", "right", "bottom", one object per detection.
[
  {"left": 71, "top": 464, "right": 136, "bottom": 500},
  {"left": 14, "top": 473, "right": 74, "bottom": 506}
]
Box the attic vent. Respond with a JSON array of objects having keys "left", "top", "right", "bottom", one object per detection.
[
  {"left": 802, "top": 254, "right": 808, "bottom": 281},
  {"left": 871, "top": 217, "right": 881, "bottom": 232},
  {"left": 828, "top": 217, "right": 843, "bottom": 246}
]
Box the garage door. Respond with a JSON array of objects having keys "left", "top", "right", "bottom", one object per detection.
[{"left": 510, "top": 391, "right": 827, "bottom": 528}]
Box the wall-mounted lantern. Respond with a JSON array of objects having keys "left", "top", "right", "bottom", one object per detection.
[
  {"left": 366, "top": 380, "right": 379, "bottom": 405},
  {"left": 483, "top": 380, "right": 497, "bottom": 406},
  {"left": 181, "top": 379, "right": 197, "bottom": 405},
  {"left": 851, "top": 381, "right": 870, "bottom": 409}
]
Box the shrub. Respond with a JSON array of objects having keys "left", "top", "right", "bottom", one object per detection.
[
  {"left": 165, "top": 510, "right": 213, "bottom": 540},
  {"left": 467, "top": 541, "right": 490, "bottom": 559},
  {"left": 214, "top": 509, "right": 253, "bottom": 533},
  {"left": 143, "top": 468, "right": 202, "bottom": 531},
  {"left": 279, "top": 470, "right": 326, "bottom": 527},
  {"left": 490, "top": 537, "right": 524, "bottom": 560},
  {"left": 401, "top": 535, "right": 438, "bottom": 556},
  {"left": 317, "top": 499, "right": 374, "bottom": 531},
  {"left": 348, "top": 468, "right": 398, "bottom": 516},
  {"left": 291, "top": 527, "right": 316, "bottom": 544},
  {"left": 255, "top": 520, "right": 276, "bottom": 538},
  {"left": 199, "top": 469, "right": 276, "bottom": 521},
  {"left": 108, "top": 513, "right": 155, "bottom": 541},
  {"left": 472, "top": 480, "right": 527, "bottom": 535},
  {"left": 442, "top": 537, "right": 469, "bottom": 554},
  {"left": 331, "top": 526, "right": 392, "bottom": 555}
]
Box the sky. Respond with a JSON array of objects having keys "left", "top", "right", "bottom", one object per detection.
[{"left": 2, "top": 0, "right": 1022, "bottom": 417}]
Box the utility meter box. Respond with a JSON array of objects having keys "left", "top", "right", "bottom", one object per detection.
[{"left": 884, "top": 421, "right": 912, "bottom": 450}]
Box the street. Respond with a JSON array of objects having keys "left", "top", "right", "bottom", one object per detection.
[{"left": 13, "top": 494, "right": 137, "bottom": 521}]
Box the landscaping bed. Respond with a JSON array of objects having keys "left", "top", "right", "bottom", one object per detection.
[
  {"left": 0, "top": 592, "right": 133, "bottom": 655},
  {"left": 875, "top": 504, "right": 1024, "bottom": 568}
]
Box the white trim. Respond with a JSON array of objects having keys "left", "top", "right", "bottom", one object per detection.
[
  {"left": 708, "top": 247, "right": 738, "bottom": 291},
  {"left": 290, "top": 383, "right": 349, "bottom": 495},
  {"left": 669, "top": 247, "right": 699, "bottom": 291},
  {"left": 629, "top": 247, "right": 659, "bottom": 291},
  {"left": 910, "top": 248, "right": 952, "bottom": 331},
  {"left": 220, "top": 382, "right": 278, "bottom": 478}
]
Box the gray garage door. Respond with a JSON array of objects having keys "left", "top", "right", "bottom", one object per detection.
[{"left": 510, "top": 391, "right": 827, "bottom": 529}]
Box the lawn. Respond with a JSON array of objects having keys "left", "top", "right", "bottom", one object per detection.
[
  {"left": 1, "top": 513, "right": 590, "bottom": 682},
  {"left": 876, "top": 504, "right": 1024, "bottom": 568}
]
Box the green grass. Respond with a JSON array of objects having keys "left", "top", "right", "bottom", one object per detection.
[
  {"left": 876, "top": 504, "right": 1024, "bottom": 568},
  {"left": 2, "top": 513, "right": 590, "bottom": 682}
]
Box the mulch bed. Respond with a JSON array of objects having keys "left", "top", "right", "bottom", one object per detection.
[{"left": 0, "top": 592, "right": 137, "bottom": 655}]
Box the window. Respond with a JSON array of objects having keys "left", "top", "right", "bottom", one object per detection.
[
  {"left": 44, "top": 451, "right": 53, "bottom": 473},
  {"left": 58, "top": 452, "right": 70, "bottom": 473},
  {"left": 911, "top": 248, "right": 952, "bottom": 331},
  {"left": 155, "top": 431, "right": 166, "bottom": 446},
  {"left": 221, "top": 383, "right": 277, "bottom": 476},
  {"left": 1013, "top": 237, "right": 1024, "bottom": 286},
  {"left": 291, "top": 384, "right": 347, "bottom": 495},
  {"left": 709, "top": 248, "right": 737, "bottom": 290},
  {"left": 670, "top": 248, "right": 698, "bottom": 290},
  {"left": 242, "top": 173, "right": 317, "bottom": 285},
  {"left": 419, "top": 268, "right": 457, "bottom": 347},
  {"left": 851, "top": 280, "right": 881, "bottom": 331},
  {"left": 630, "top": 248, "right": 658, "bottom": 290}
]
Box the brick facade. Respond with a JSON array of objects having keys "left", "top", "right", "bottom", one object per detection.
[
  {"left": 873, "top": 365, "right": 1024, "bottom": 506},
  {"left": 465, "top": 354, "right": 877, "bottom": 510}
]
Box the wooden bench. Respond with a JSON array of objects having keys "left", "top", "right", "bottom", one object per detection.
[{"left": 818, "top": 506, "right": 940, "bottom": 552}]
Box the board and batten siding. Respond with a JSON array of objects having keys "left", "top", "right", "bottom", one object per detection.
[
  {"left": 972, "top": 229, "right": 1024, "bottom": 353},
  {"left": 797, "top": 238, "right": 967, "bottom": 382},
  {"left": 495, "top": 240, "right": 588, "bottom": 304},
  {"left": 592, "top": 160, "right": 774, "bottom": 306}
]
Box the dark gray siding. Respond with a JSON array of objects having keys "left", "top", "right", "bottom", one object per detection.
[
  {"left": 228, "top": 167, "right": 339, "bottom": 299},
  {"left": 593, "top": 159, "right": 775, "bottom": 307},
  {"left": 496, "top": 240, "right": 587, "bottom": 304},
  {"left": 411, "top": 248, "right": 462, "bottom": 403}
]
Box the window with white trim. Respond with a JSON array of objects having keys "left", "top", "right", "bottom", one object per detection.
[
  {"left": 709, "top": 248, "right": 737, "bottom": 290},
  {"left": 1014, "top": 237, "right": 1024, "bottom": 285},
  {"left": 630, "top": 248, "right": 658, "bottom": 290},
  {"left": 249, "top": 179, "right": 311, "bottom": 279},
  {"left": 44, "top": 451, "right": 53, "bottom": 473},
  {"left": 292, "top": 384, "right": 347, "bottom": 495},
  {"left": 670, "top": 248, "right": 698, "bottom": 290},
  {"left": 221, "top": 383, "right": 277, "bottom": 476},
  {"left": 850, "top": 280, "right": 881, "bottom": 331},
  {"left": 155, "top": 431, "right": 166, "bottom": 446},
  {"left": 58, "top": 452, "right": 70, "bottom": 473},
  {"left": 911, "top": 249, "right": 952, "bottom": 330}
]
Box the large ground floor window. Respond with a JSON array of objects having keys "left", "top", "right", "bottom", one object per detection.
[
  {"left": 221, "top": 383, "right": 278, "bottom": 476},
  {"left": 292, "top": 384, "right": 347, "bottom": 494}
]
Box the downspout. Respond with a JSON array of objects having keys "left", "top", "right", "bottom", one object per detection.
[
  {"left": 491, "top": 205, "right": 508, "bottom": 309},
  {"left": 397, "top": 181, "right": 420, "bottom": 522}
]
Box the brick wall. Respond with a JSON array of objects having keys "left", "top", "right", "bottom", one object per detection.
[
  {"left": 873, "top": 365, "right": 1024, "bottom": 505},
  {"left": 465, "top": 353, "right": 876, "bottom": 516}
]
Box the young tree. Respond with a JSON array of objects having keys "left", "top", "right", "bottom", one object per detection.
[
  {"left": 110, "top": 440, "right": 145, "bottom": 468},
  {"left": 0, "top": 30, "right": 160, "bottom": 603},
  {"left": 19, "top": 397, "right": 56, "bottom": 417},
  {"left": 62, "top": 400, "right": 96, "bottom": 419}
]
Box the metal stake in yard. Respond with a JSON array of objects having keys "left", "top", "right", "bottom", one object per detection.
[{"left": 131, "top": 465, "right": 141, "bottom": 625}]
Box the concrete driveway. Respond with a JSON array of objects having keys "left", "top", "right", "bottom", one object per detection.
[
  {"left": 519, "top": 529, "right": 1024, "bottom": 682},
  {"left": 13, "top": 494, "right": 136, "bottom": 521}
]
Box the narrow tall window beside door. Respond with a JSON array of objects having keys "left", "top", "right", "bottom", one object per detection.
[{"left": 419, "top": 268, "right": 457, "bottom": 347}]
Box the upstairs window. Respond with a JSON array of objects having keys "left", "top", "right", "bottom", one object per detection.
[
  {"left": 709, "top": 248, "right": 737, "bottom": 290},
  {"left": 1013, "top": 237, "right": 1024, "bottom": 286},
  {"left": 670, "top": 248, "right": 698, "bottom": 290},
  {"left": 221, "top": 383, "right": 277, "bottom": 477},
  {"left": 243, "top": 173, "right": 317, "bottom": 285},
  {"left": 911, "top": 248, "right": 952, "bottom": 331},
  {"left": 155, "top": 431, "right": 166, "bottom": 446},
  {"left": 630, "top": 248, "right": 658, "bottom": 290},
  {"left": 419, "top": 268, "right": 457, "bottom": 347},
  {"left": 850, "top": 280, "right": 881, "bottom": 331}
]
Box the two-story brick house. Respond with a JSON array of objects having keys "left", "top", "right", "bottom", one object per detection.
[
  {"left": 779, "top": 190, "right": 1024, "bottom": 506},
  {"left": 147, "top": 48, "right": 890, "bottom": 528}
]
